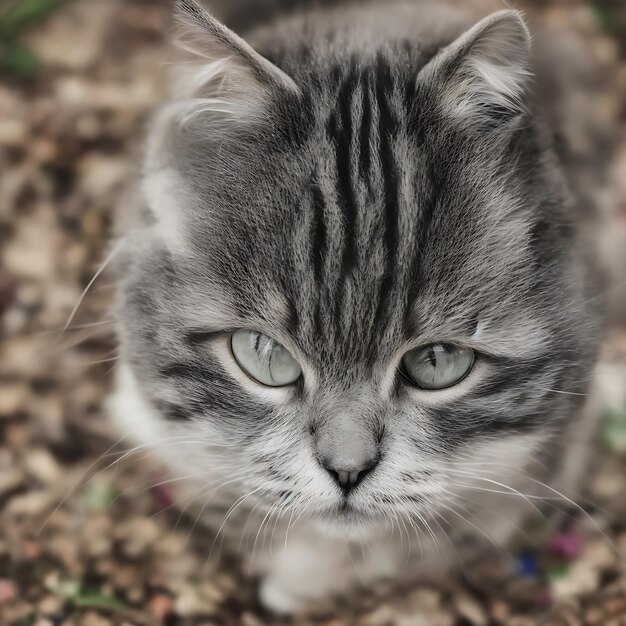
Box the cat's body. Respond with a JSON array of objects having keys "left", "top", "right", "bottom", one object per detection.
[{"left": 110, "top": 0, "right": 604, "bottom": 613}]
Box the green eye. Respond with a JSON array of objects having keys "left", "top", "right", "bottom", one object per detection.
[
  {"left": 401, "top": 343, "right": 474, "bottom": 390},
  {"left": 231, "top": 330, "right": 302, "bottom": 387}
]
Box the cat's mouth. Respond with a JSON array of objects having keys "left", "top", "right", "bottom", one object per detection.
[
  {"left": 307, "top": 497, "right": 387, "bottom": 534},
  {"left": 312, "top": 505, "right": 388, "bottom": 539},
  {"left": 316, "top": 498, "right": 365, "bottom": 520}
]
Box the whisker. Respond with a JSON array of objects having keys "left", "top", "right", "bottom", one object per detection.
[
  {"left": 58, "top": 241, "right": 123, "bottom": 339},
  {"left": 535, "top": 387, "right": 589, "bottom": 397},
  {"left": 443, "top": 470, "right": 544, "bottom": 516},
  {"left": 447, "top": 480, "right": 560, "bottom": 503},
  {"left": 523, "top": 477, "right": 622, "bottom": 555},
  {"left": 79, "top": 355, "right": 121, "bottom": 367},
  {"left": 209, "top": 485, "right": 263, "bottom": 561},
  {"left": 37, "top": 433, "right": 132, "bottom": 534},
  {"left": 43, "top": 326, "right": 116, "bottom": 357},
  {"left": 11, "top": 319, "right": 115, "bottom": 340},
  {"left": 437, "top": 501, "right": 510, "bottom": 558}
]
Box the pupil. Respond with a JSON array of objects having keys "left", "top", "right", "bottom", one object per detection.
[{"left": 427, "top": 347, "right": 437, "bottom": 368}]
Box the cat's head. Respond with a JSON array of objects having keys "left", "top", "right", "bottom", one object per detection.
[{"left": 115, "top": 0, "right": 601, "bottom": 536}]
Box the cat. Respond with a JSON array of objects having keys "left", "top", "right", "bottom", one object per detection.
[{"left": 109, "top": 0, "right": 605, "bottom": 613}]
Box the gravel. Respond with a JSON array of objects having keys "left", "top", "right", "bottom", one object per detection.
[{"left": 0, "top": 1, "right": 625, "bottom": 625}]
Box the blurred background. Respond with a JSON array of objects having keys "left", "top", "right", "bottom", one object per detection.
[{"left": 0, "top": 1, "right": 625, "bottom": 625}]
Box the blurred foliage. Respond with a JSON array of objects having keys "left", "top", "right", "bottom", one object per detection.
[
  {"left": 60, "top": 579, "right": 128, "bottom": 612},
  {"left": 0, "top": 39, "right": 38, "bottom": 76},
  {"left": 0, "top": 0, "right": 71, "bottom": 78},
  {"left": 602, "top": 407, "right": 626, "bottom": 453},
  {"left": 592, "top": 1, "right": 626, "bottom": 37},
  {"left": 80, "top": 480, "right": 118, "bottom": 511},
  {"left": 0, "top": 0, "right": 68, "bottom": 36}
]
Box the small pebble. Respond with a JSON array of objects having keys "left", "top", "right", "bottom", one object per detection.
[
  {"left": 38, "top": 594, "right": 64, "bottom": 615},
  {"left": 546, "top": 530, "right": 583, "bottom": 559},
  {"left": 147, "top": 593, "right": 174, "bottom": 618},
  {"left": 517, "top": 552, "right": 540, "bottom": 577},
  {"left": 454, "top": 592, "right": 488, "bottom": 626},
  {"left": 0, "top": 579, "right": 18, "bottom": 604}
]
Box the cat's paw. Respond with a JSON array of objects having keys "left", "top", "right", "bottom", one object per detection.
[
  {"left": 255, "top": 533, "right": 356, "bottom": 614},
  {"left": 258, "top": 576, "right": 310, "bottom": 614}
]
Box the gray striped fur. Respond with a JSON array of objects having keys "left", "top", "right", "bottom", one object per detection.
[{"left": 110, "top": 0, "right": 604, "bottom": 612}]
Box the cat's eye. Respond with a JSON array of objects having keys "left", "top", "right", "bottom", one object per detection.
[
  {"left": 230, "top": 330, "right": 302, "bottom": 387},
  {"left": 401, "top": 343, "right": 474, "bottom": 390}
]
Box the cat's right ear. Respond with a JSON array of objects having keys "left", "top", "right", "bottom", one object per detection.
[{"left": 170, "top": 0, "right": 300, "bottom": 123}]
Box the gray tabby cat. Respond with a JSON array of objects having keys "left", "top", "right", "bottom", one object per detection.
[{"left": 110, "top": 0, "right": 604, "bottom": 613}]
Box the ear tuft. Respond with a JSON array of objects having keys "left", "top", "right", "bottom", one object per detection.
[
  {"left": 169, "top": 0, "right": 299, "bottom": 125},
  {"left": 420, "top": 10, "right": 532, "bottom": 125}
]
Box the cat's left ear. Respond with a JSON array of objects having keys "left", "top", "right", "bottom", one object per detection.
[
  {"left": 171, "top": 0, "right": 299, "bottom": 120},
  {"left": 418, "top": 10, "right": 531, "bottom": 126}
]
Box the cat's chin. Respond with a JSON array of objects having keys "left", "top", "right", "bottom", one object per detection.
[{"left": 310, "top": 506, "right": 388, "bottom": 540}]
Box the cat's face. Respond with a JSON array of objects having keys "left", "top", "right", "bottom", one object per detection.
[{"left": 115, "top": 2, "right": 601, "bottom": 536}]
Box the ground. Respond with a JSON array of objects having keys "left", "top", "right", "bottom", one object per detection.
[{"left": 1, "top": 1, "right": 626, "bottom": 625}]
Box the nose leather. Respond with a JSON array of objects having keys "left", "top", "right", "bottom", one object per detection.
[
  {"left": 316, "top": 413, "right": 379, "bottom": 492},
  {"left": 322, "top": 459, "right": 378, "bottom": 491}
]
